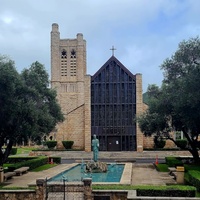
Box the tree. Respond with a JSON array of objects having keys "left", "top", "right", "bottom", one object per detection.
[
  {"left": 138, "top": 37, "right": 200, "bottom": 162},
  {"left": 0, "top": 56, "right": 64, "bottom": 166}
]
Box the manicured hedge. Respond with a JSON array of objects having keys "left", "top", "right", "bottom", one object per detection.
[
  {"left": 165, "top": 157, "right": 183, "bottom": 167},
  {"left": 48, "top": 156, "right": 61, "bottom": 164},
  {"left": 7, "top": 156, "right": 38, "bottom": 163},
  {"left": 92, "top": 185, "right": 196, "bottom": 197},
  {"left": 137, "top": 185, "right": 196, "bottom": 197},
  {"left": 45, "top": 141, "right": 57, "bottom": 149},
  {"left": 8, "top": 157, "right": 48, "bottom": 171},
  {"left": 62, "top": 141, "right": 74, "bottom": 149},
  {"left": 188, "top": 170, "right": 200, "bottom": 192}
]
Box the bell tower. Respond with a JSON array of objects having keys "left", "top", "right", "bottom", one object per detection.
[{"left": 51, "top": 23, "right": 91, "bottom": 151}]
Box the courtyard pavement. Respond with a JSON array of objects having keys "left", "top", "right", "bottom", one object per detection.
[{"left": 3, "top": 151, "right": 190, "bottom": 188}]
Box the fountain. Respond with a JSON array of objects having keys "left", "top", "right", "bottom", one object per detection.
[{"left": 47, "top": 135, "right": 131, "bottom": 184}]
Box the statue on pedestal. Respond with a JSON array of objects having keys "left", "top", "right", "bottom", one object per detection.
[
  {"left": 85, "top": 134, "right": 107, "bottom": 173},
  {"left": 92, "top": 134, "right": 99, "bottom": 162}
]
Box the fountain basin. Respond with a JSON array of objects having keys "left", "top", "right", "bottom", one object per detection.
[{"left": 47, "top": 163, "right": 132, "bottom": 184}]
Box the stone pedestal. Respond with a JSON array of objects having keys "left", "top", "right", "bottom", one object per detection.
[
  {"left": 36, "top": 179, "right": 46, "bottom": 200},
  {"left": 83, "top": 178, "right": 93, "bottom": 200},
  {"left": 176, "top": 166, "right": 185, "bottom": 184}
]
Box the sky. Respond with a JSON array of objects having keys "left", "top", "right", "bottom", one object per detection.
[{"left": 0, "top": 0, "right": 200, "bottom": 92}]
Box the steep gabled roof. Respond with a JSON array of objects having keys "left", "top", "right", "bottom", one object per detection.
[{"left": 91, "top": 56, "right": 136, "bottom": 81}]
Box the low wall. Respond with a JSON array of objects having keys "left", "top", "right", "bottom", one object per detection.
[
  {"left": 0, "top": 190, "right": 36, "bottom": 200},
  {"left": 0, "top": 179, "right": 198, "bottom": 200}
]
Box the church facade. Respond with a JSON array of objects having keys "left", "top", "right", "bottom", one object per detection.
[{"left": 51, "top": 23, "right": 145, "bottom": 152}]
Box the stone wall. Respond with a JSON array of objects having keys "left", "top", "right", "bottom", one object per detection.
[
  {"left": 0, "top": 190, "right": 36, "bottom": 200},
  {"left": 136, "top": 73, "right": 144, "bottom": 152}
]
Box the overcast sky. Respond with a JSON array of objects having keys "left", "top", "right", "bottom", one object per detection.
[{"left": 0, "top": 0, "right": 200, "bottom": 92}]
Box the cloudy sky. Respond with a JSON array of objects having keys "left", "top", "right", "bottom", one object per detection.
[{"left": 0, "top": 0, "right": 200, "bottom": 92}]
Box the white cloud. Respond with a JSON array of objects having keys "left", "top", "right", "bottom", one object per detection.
[{"left": 0, "top": 0, "right": 200, "bottom": 91}]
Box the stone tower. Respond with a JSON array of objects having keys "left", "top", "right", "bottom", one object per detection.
[{"left": 51, "top": 23, "right": 91, "bottom": 151}]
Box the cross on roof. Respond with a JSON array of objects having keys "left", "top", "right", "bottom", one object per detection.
[{"left": 110, "top": 45, "right": 116, "bottom": 56}]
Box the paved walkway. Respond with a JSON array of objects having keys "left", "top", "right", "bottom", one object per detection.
[
  {"left": 131, "top": 163, "right": 176, "bottom": 185},
  {"left": 3, "top": 151, "right": 186, "bottom": 188},
  {"left": 35, "top": 150, "right": 192, "bottom": 161},
  {"left": 4, "top": 163, "right": 175, "bottom": 188}
]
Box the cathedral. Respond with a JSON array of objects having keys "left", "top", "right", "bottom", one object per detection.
[{"left": 50, "top": 23, "right": 147, "bottom": 152}]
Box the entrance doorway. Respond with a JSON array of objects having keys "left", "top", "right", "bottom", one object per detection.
[{"left": 107, "top": 136, "right": 120, "bottom": 151}]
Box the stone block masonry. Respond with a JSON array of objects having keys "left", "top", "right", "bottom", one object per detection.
[{"left": 51, "top": 23, "right": 91, "bottom": 151}]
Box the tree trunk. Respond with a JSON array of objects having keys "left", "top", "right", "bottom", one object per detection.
[{"left": 189, "top": 148, "right": 200, "bottom": 163}]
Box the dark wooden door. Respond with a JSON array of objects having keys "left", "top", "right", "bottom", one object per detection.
[{"left": 107, "top": 136, "right": 120, "bottom": 151}]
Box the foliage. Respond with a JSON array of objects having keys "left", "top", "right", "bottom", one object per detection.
[
  {"left": 184, "top": 164, "right": 200, "bottom": 172},
  {"left": 137, "top": 37, "right": 200, "bottom": 162},
  {"left": 176, "top": 139, "right": 188, "bottom": 149},
  {"left": 45, "top": 141, "right": 57, "bottom": 149},
  {"left": 136, "top": 186, "right": 195, "bottom": 197},
  {"left": 49, "top": 156, "right": 61, "bottom": 164},
  {"left": 7, "top": 157, "right": 48, "bottom": 171},
  {"left": 155, "top": 164, "right": 169, "bottom": 172},
  {"left": 10, "top": 148, "right": 17, "bottom": 155},
  {"left": 143, "top": 92, "right": 149, "bottom": 105},
  {"left": 188, "top": 170, "right": 200, "bottom": 192},
  {"left": 0, "top": 56, "right": 64, "bottom": 166},
  {"left": 0, "top": 185, "right": 35, "bottom": 190},
  {"left": 154, "top": 136, "right": 166, "bottom": 148},
  {"left": 92, "top": 185, "right": 196, "bottom": 197},
  {"left": 6, "top": 156, "right": 38, "bottom": 164},
  {"left": 165, "top": 157, "right": 183, "bottom": 167},
  {"left": 62, "top": 141, "right": 74, "bottom": 149}
]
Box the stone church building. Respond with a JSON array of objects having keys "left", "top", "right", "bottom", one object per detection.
[{"left": 51, "top": 23, "right": 149, "bottom": 152}]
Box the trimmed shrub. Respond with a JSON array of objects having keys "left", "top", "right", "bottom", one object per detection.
[
  {"left": 8, "top": 157, "right": 48, "bottom": 171},
  {"left": 7, "top": 156, "right": 38, "bottom": 164},
  {"left": 92, "top": 185, "right": 196, "bottom": 197},
  {"left": 176, "top": 139, "right": 188, "bottom": 149},
  {"left": 62, "top": 141, "right": 74, "bottom": 149},
  {"left": 137, "top": 185, "right": 196, "bottom": 197},
  {"left": 188, "top": 170, "right": 200, "bottom": 192},
  {"left": 165, "top": 157, "right": 183, "bottom": 167},
  {"left": 10, "top": 148, "right": 17, "bottom": 155},
  {"left": 49, "top": 157, "right": 61, "bottom": 164},
  {"left": 45, "top": 141, "right": 57, "bottom": 149}
]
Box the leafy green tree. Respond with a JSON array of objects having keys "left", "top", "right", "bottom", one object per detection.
[
  {"left": 138, "top": 37, "right": 200, "bottom": 162},
  {"left": 0, "top": 56, "right": 64, "bottom": 166}
]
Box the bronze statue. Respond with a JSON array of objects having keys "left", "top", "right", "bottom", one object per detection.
[{"left": 92, "top": 134, "right": 99, "bottom": 162}]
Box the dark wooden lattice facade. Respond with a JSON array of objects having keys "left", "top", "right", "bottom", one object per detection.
[{"left": 91, "top": 56, "right": 136, "bottom": 151}]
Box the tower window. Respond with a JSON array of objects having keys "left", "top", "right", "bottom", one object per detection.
[
  {"left": 70, "top": 49, "right": 76, "bottom": 76},
  {"left": 61, "top": 50, "right": 67, "bottom": 58},
  {"left": 71, "top": 49, "right": 76, "bottom": 58},
  {"left": 61, "top": 49, "right": 67, "bottom": 76}
]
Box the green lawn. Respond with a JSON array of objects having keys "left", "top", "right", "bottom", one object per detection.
[
  {"left": 16, "top": 147, "right": 36, "bottom": 155},
  {"left": 31, "top": 164, "right": 57, "bottom": 172}
]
